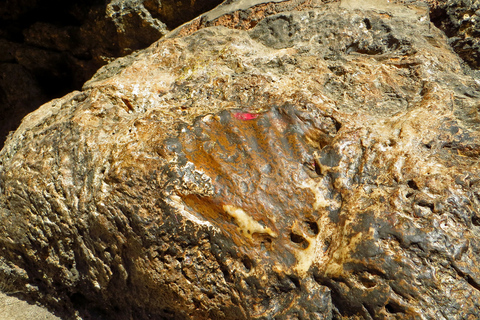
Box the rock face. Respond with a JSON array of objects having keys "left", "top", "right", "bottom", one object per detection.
[
  {"left": 0, "top": 0, "right": 223, "bottom": 149},
  {"left": 430, "top": 0, "right": 480, "bottom": 71},
  {"left": 1, "top": 0, "right": 480, "bottom": 319}
]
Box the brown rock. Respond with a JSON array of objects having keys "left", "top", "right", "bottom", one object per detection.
[
  {"left": 1, "top": 0, "right": 480, "bottom": 319},
  {"left": 0, "top": 0, "right": 223, "bottom": 149}
]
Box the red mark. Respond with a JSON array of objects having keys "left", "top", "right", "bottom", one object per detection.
[{"left": 233, "top": 112, "right": 259, "bottom": 121}]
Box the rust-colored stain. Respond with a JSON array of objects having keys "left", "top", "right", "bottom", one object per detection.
[{"left": 170, "top": 106, "right": 339, "bottom": 271}]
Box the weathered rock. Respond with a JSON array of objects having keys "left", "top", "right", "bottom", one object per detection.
[
  {"left": 2, "top": 0, "right": 480, "bottom": 319},
  {"left": 0, "top": 0, "right": 223, "bottom": 149},
  {"left": 430, "top": 0, "right": 480, "bottom": 70}
]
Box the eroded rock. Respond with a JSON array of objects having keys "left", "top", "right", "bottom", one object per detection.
[
  {"left": 430, "top": 0, "right": 480, "bottom": 70},
  {"left": 0, "top": 0, "right": 223, "bottom": 149},
  {"left": 1, "top": 0, "right": 480, "bottom": 319}
]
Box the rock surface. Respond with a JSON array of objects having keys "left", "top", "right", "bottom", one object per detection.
[
  {"left": 0, "top": 0, "right": 223, "bottom": 149},
  {"left": 2, "top": 0, "right": 480, "bottom": 319},
  {"left": 2, "top": 0, "right": 479, "bottom": 148},
  {"left": 430, "top": 0, "right": 480, "bottom": 71}
]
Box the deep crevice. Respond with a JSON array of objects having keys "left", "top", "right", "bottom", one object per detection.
[
  {"left": 363, "top": 18, "right": 372, "bottom": 30},
  {"left": 288, "top": 275, "right": 301, "bottom": 289},
  {"left": 416, "top": 200, "right": 434, "bottom": 212},
  {"left": 472, "top": 214, "right": 480, "bottom": 226},
  {"left": 451, "top": 262, "right": 480, "bottom": 293},
  {"left": 220, "top": 264, "right": 233, "bottom": 283}
]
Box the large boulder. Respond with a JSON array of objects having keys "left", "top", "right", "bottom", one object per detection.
[
  {"left": 1, "top": 0, "right": 480, "bottom": 319},
  {"left": 0, "top": 0, "right": 223, "bottom": 149}
]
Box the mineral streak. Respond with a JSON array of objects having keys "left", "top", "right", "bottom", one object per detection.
[{"left": 1, "top": 0, "right": 480, "bottom": 319}]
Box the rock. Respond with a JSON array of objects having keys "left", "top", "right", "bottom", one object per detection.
[
  {"left": 2, "top": 0, "right": 480, "bottom": 319},
  {"left": 0, "top": 0, "right": 223, "bottom": 149},
  {"left": 429, "top": 0, "right": 480, "bottom": 70}
]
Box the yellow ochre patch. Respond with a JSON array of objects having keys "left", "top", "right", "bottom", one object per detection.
[{"left": 223, "top": 205, "right": 277, "bottom": 240}]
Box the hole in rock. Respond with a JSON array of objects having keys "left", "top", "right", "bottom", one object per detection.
[
  {"left": 314, "top": 160, "right": 322, "bottom": 175},
  {"left": 327, "top": 65, "right": 345, "bottom": 76},
  {"left": 242, "top": 256, "right": 253, "bottom": 272},
  {"left": 385, "top": 301, "right": 405, "bottom": 314},
  {"left": 288, "top": 275, "right": 301, "bottom": 289},
  {"left": 304, "top": 220, "right": 320, "bottom": 235},
  {"left": 472, "top": 215, "right": 480, "bottom": 226},
  {"left": 220, "top": 265, "right": 233, "bottom": 283},
  {"left": 290, "top": 232, "right": 309, "bottom": 249},
  {"left": 334, "top": 119, "right": 342, "bottom": 132},
  {"left": 386, "top": 35, "right": 402, "bottom": 50},
  {"left": 193, "top": 298, "right": 201, "bottom": 309},
  {"left": 303, "top": 161, "right": 321, "bottom": 177},
  {"left": 407, "top": 180, "right": 419, "bottom": 190},
  {"left": 386, "top": 139, "right": 396, "bottom": 147},
  {"left": 363, "top": 18, "right": 372, "bottom": 30}
]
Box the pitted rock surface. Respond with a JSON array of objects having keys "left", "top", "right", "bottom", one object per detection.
[{"left": 1, "top": 0, "right": 480, "bottom": 319}]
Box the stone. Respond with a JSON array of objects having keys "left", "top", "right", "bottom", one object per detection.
[
  {"left": 2, "top": 0, "right": 480, "bottom": 319},
  {"left": 0, "top": 0, "right": 223, "bottom": 149},
  {"left": 430, "top": 0, "right": 480, "bottom": 71}
]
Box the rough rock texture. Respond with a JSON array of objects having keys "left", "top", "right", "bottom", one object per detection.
[
  {"left": 2, "top": 0, "right": 480, "bottom": 319},
  {"left": 1, "top": 0, "right": 478, "bottom": 149},
  {"left": 0, "top": 0, "right": 223, "bottom": 149},
  {"left": 430, "top": 0, "right": 480, "bottom": 70}
]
